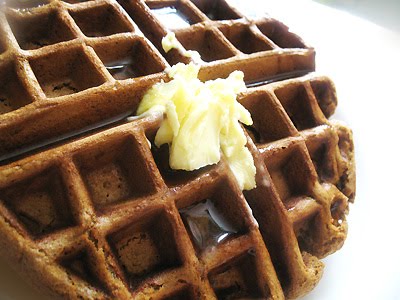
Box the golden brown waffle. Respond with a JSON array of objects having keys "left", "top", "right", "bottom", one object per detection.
[
  {"left": 0, "top": 74, "right": 355, "bottom": 299},
  {"left": 0, "top": 0, "right": 355, "bottom": 299},
  {"left": 0, "top": 0, "right": 314, "bottom": 159}
]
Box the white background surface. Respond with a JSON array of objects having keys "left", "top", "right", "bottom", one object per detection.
[
  {"left": 315, "top": 0, "right": 400, "bottom": 32},
  {"left": 1, "top": 1, "right": 400, "bottom": 299}
]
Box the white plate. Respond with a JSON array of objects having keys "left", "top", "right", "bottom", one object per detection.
[{"left": 1, "top": 1, "right": 400, "bottom": 299}]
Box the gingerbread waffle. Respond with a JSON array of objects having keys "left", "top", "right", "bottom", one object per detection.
[
  {"left": 0, "top": 0, "right": 314, "bottom": 159},
  {"left": 0, "top": 0, "right": 355, "bottom": 299}
]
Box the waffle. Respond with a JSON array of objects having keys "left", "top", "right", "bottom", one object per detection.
[
  {"left": 0, "top": 0, "right": 355, "bottom": 299},
  {"left": 0, "top": 0, "right": 315, "bottom": 159}
]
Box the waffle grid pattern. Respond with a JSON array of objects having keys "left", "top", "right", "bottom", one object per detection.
[
  {"left": 0, "top": 0, "right": 314, "bottom": 158},
  {"left": 241, "top": 75, "right": 355, "bottom": 297},
  {"left": 0, "top": 114, "right": 282, "bottom": 299},
  {"left": 0, "top": 73, "right": 355, "bottom": 299},
  {"left": 0, "top": 0, "right": 355, "bottom": 299}
]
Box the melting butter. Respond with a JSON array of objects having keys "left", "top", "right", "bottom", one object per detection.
[
  {"left": 137, "top": 34, "right": 256, "bottom": 190},
  {"left": 161, "top": 31, "right": 181, "bottom": 53},
  {"left": 161, "top": 32, "right": 201, "bottom": 61}
]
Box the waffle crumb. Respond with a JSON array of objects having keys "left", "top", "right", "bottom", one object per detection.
[{"left": 137, "top": 57, "right": 256, "bottom": 190}]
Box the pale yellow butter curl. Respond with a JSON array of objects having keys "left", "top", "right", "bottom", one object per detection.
[{"left": 137, "top": 37, "right": 256, "bottom": 190}]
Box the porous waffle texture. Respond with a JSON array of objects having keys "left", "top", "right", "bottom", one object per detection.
[{"left": 0, "top": 0, "right": 355, "bottom": 299}]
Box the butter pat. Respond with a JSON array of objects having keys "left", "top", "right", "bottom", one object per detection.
[
  {"left": 161, "top": 31, "right": 181, "bottom": 53},
  {"left": 137, "top": 42, "right": 256, "bottom": 190},
  {"left": 161, "top": 32, "right": 201, "bottom": 61}
]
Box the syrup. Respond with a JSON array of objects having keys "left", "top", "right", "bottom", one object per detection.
[
  {"left": 105, "top": 58, "right": 137, "bottom": 80},
  {"left": 245, "top": 70, "right": 311, "bottom": 88},
  {"left": 244, "top": 125, "right": 264, "bottom": 144},
  {"left": 330, "top": 200, "right": 344, "bottom": 227},
  {"left": 151, "top": 7, "right": 191, "bottom": 30},
  {"left": 0, "top": 110, "right": 133, "bottom": 163},
  {"left": 180, "top": 199, "right": 238, "bottom": 250}
]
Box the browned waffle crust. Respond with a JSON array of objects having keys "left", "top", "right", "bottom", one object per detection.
[{"left": 0, "top": 0, "right": 355, "bottom": 299}]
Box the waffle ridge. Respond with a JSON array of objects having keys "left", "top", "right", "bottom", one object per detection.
[
  {"left": 0, "top": 0, "right": 315, "bottom": 158},
  {"left": 0, "top": 0, "right": 355, "bottom": 299}
]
